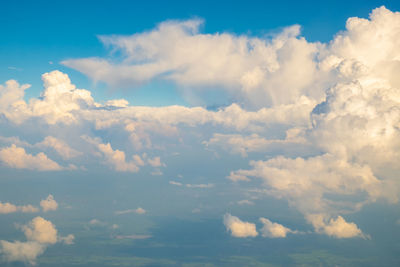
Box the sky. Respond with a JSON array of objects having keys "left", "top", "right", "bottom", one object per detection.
[{"left": 1, "top": 1, "right": 400, "bottom": 266}]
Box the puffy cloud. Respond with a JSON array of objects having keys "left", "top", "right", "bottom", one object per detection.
[
  {"left": 0, "top": 202, "right": 38, "bottom": 214},
  {"left": 40, "top": 195, "right": 58, "bottom": 212},
  {"left": 205, "top": 128, "right": 307, "bottom": 157},
  {"left": 259, "top": 218, "right": 296, "bottom": 238},
  {"left": 0, "top": 71, "right": 96, "bottom": 124},
  {"left": 0, "top": 217, "right": 73, "bottom": 264},
  {"left": 22, "top": 217, "right": 58, "bottom": 244},
  {"left": 147, "top": 156, "right": 165, "bottom": 167},
  {"left": 62, "top": 20, "right": 326, "bottom": 108},
  {"left": 97, "top": 142, "right": 140, "bottom": 172},
  {"left": 0, "top": 145, "right": 63, "bottom": 171},
  {"left": 37, "top": 136, "right": 81, "bottom": 159},
  {"left": 0, "top": 80, "right": 31, "bottom": 123},
  {"left": 306, "top": 214, "right": 365, "bottom": 239},
  {"left": 223, "top": 213, "right": 258, "bottom": 238},
  {"left": 1, "top": 6, "right": 400, "bottom": 243},
  {"left": 229, "top": 154, "right": 384, "bottom": 237},
  {"left": 0, "top": 240, "right": 45, "bottom": 265},
  {"left": 59, "top": 234, "right": 75, "bottom": 245}
]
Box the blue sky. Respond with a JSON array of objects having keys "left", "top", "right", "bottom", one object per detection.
[{"left": 1, "top": 1, "right": 400, "bottom": 266}]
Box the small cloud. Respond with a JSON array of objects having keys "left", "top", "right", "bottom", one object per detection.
[
  {"left": 151, "top": 169, "right": 163, "bottom": 176},
  {"left": 192, "top": 208, "right": 201, "bottom": 213},
  {"left": 147, "top": 156, "right": 166, "bottom": 167},
  {"left": 59, "top": 234, "right": 74, "bottom": 245},
  {"left": 0, "top": 202, "right": 39, "bottom": 214},
  {"left": 40, "top": 195, "right": 58, "bottom": 212},
  {"left": 186, "top": 183, "right": 214, "bottom": 188},
  {"left": 111, "top": 224, "right": 119, "bottom": 229},
  {"left": 0, "top": 145, "right": 64, "bottom": 171},
  {"left": 223, "top": 213, "right": 258, "bottom": 238},
  {"left": 115, "top": 207, "right": 146, "bottom": 215},
  {"left": 307, "top": 214, "right": 367, "bottom": 239},
  {"left": 89, "top": 219, "right": 103, "bottom": 225},
  {"left": 114, "top": 234, "right": 151, "bottom": 240},
  {"left": 259, "top": 218, "right": 297, "bottom": 238},
  {"left": 169, "top": 181, "right": 183, "bottom": 186},
  {"left": 237, "top": 199, "right": 254, "bottom": 206},
  {"left": 7, "top": 66, "right": 22, "bottom": 71}
]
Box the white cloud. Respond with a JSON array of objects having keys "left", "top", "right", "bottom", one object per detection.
[
  {"left": 37, "top": 136, "right": 81, "bottom": 159},
  {"left": 306, "top": 214, "right": 365, "bottom": 239},
  {"left": 259, "top": 218, "right": 296, "bottom": 238},
  {"left": 40, "top": 195, "right": 58, "bottom": 212},
  {"left": 115, "top": 207, "right": 146, "bottom": 215},
  {"left": 0, "top": 6, "right": 399, "bottom": 243},
  {"left": 0, "top": 240, "right": 45, "bottom": 265},
  {"left": 230, "top": 154, "right": 384, "bottom": 235},
  {"left": 205, "top": 128, "right": 307, "bottom": 157},
  {"left": 59, "top": 234, "right": 75, "bottom": 245},
  {"left": 169, "top": 181, "right": 183, "bottom": 186},
  {"left": 83, "top": 136, "right": 142, "bottom": 172},
  {"left": 114, "top": 234, "right": 151, "bottom": 240},
  {"left": 0, "top": 217, "right": 73, "bottom": 264},
  {"left": 237, "top": 199, "right": 254, "bottom": 206},
  {"left": 186, "top": 183, "right": 214, "bottom": 188},
  {"left": 89, "top": 219, "right": 103, "bottom": 225},
  {"left": 62, "top": 20, "right": 326, "bottom": 109},
  {"left": 223, "top": 213, "right": 258, "bottom": 238},
  {"left": 147, "top": 156, "right": 165, "bottom": 167},
  {"left": 0, "top": 202, "right": 38, "bottom": 214},
  {"left": 22, "top": 217, "right": 58, "bottom": 244},
  {"left": 0, "top": 145, "right": 63, "bottom": 171}
]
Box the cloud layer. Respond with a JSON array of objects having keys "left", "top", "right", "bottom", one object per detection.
[{"left": 0, "top": 6, "right": 399, "bottom": 240}]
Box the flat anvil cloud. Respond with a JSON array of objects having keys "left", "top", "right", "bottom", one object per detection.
[{"left": 0, "top": 6, "right": 399, "bottom": 240}]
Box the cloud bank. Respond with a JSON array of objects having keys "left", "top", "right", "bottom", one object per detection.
[{"left": 0, "top": 6, "right": 399, "bottom": 240}]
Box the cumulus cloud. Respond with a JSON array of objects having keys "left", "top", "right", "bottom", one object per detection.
[
  {"left": 205, "top": 128, "right": 307, "bottom": 157},
  {"left": 259, "top": 218, "right": 296, "bottom": 238},
  {"left": 62, "top": 20, "right": 326, "bottom": 108},
  {"left": 223, "top": 213, "right": 258, "bottom": 238},
  {"left": 147, "top": 156, "right": 165, "bottom": 167},
  {"left": 37, "top": 136, "right": 81, "bottom": 159},
  {"left": 0, "top": 202, "right": 38, "bottom": 214},
  {"left": 59, "top": 234, "right": 75, "bottom": 245},
  {"left": 0, "top": 5, "right": 399, "bottom": 242},
  {"left": 0, "top": 145, "right": 63, "bottom": 171},
  {"left": 40, "top": 195, "right": 58, "bottom": 212},
  {"left": 0, "top": 240, "right": 45, "bottom": 265},
  {"left": 82, "top": 136, "right": 143, "bottom": 172},
  {"left": 0, "top": 217, "right": 73, "bottom": 264},
  {"left": 22, "top": 216, "right": 58, "bottom": 244},
  {"left": 306, "top": 214, "right": 365, "bottom": 239}
]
